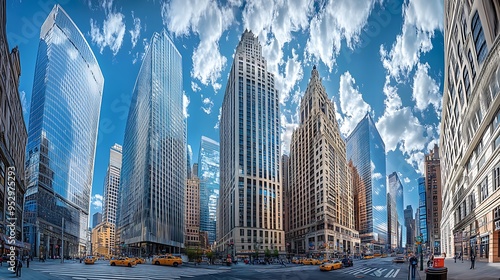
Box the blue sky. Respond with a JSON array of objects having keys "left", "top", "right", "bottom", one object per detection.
[{"left": 7, "top": 0, "right": 444, "bottom": 227}]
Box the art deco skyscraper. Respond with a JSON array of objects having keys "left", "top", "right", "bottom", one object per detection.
[
  {"left": 441, "top": 1, "right": 500, "bottom": 262},
  {"left": 218, "top": 30, "right": 284, "bottom": 256},
  {"left": 424, "top": 145, "right": 441, "bottom": 255},
  {"left": 288, "top": 66, "right": 359, "bottom": 257},
  {"left": 197, "top": 136, "right": 220, "bottom": 245},
  {"left": 185, "top": 166, "right": 200, "bottom": 248},
  {"left": 346, "top": 113, "right": 387, "bottom": 253},
  {"left": 24, "top": 5, "right": 103, "bottom": 258},
  {"left": 118, "top": 30, "right": 185, "bottom": 254}
]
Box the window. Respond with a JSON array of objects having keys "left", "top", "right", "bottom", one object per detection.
[
  {"left": 480, "top": 177, "right": 489, "bottom": 202},
  {"left": 468, "top": 50, "right": 476, "bottom": 82},
  {"left": 494, "top": 166, "right": 500, "bottom": 191},
  {"left": 464, "top": 68, "right": 471, "bottom": 98},
  {"left": 472, "top": 11, "right": 488, "bottom": 63}
]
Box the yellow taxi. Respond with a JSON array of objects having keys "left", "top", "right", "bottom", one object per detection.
[
  {"left": 84, "top": 256, "right": 97, "bottom": 264},
  {"left": 291, "top": 258, "right": 303, "bottom": 264},
  {"left": 110, "top": 257, "right": 137, "bottom": 267},
  {"left": 134, "top": 257, "right": 146, "bottom": 264},
  {"left": 364, "top": 255, "right": 374, "bottom": 259},
  {"left": 319, "top": 260, "right": 343, "bottom": 271},
  {"left": 302, "top": 258, "right": 321, "bottom": 265},
  {"left": 152, "top": 255, "right": 183, "bottom": 267}
]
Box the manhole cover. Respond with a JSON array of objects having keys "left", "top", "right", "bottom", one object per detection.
[{"left": 355, "top": 276, "right": 364, "bottom": 278}]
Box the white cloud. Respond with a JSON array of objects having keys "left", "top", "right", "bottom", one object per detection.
[
  {"left": 183, "top": 92, "right": 190, "bottom": 118},
  {"left": 20, "top": 90, "right": 29, "bottom": 116},
  {"left": 191, "top": 81, "right": 201, "bottom": 92},
  {"left": 214, "top": 107, "right": 222, "bottom": 129},
  {"left": 373, "top": 205, "right": 386, "bottom": 212},
  {"left": 90, "top": 11, "right": 126, "bottom": 55},
  {"left": 280, "top": 110, "right": 300, "bottom": 155},
  {"left": 132, "top": 38, "right": 150, "bottom": 65},
  {"left": 129, "top": 11, "right": 141, "bottom": 49},
  {"left": 305, "top": 0, "right": 378, "bottom": 71},
  {"left": 91, "top": 194, "right": 103, "bottom": 209},
  {"left": 372, "top": 172, "right": 383, "bottom": 180},
  {"left": 337, "top": 71, "right": 371, "bottom": 137},
  {"left": 275, "top": 49, "right": 304, "bottom": 104},
  {"left": 380, "top": 0, "right": 443, "bottom": 79},
  {"left": 404, "top": 177, "right": 411, "bottom": 184},
  {"left": 161, "top": 0, "right": 235, "bottom": 91},
  {"left": 202, "top": 97, "right": 214, "bottom": 114},
  {"left": 412, "top": 62, "right": 441, "bottom": 113}
]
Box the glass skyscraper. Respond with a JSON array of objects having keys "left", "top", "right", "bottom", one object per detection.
[
  {"left": 418, "top": 177, "right": 427, "bottom": 243},
  {"left": 24, "top": 5, "right": 104, "bottom": 258},
  {"left": 218, "top": 30, "right": 284, "bottom": 256},
  {"left": 197, "top": 136, "right": 220, "bottom": 245},
  {"left": 117, "top": 30, "right": 185, "bottom": 254},
  {"left": 346, "top": 113, "right": 387, "bottom": 253},
  {"left": 388, "top": 172, "right": 405, "bottom": 250}
]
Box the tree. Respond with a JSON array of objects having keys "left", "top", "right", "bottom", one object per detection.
[
  {"left": 264, "top": 248, "right": 271, "bottom": 259},
  {"left": 206, "top": 251, "right": 214, "bottom": 264},
  {"left": 273, "top": 248, "right": 279, "bottom": 258}
]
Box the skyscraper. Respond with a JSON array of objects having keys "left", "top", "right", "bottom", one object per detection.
[
  {"left": 388, "top": 172, "right": 404, "bottom": 251},
  {"left": 23, "top": 5, "right": 104, "bottom": 258},
  {"left": 92, "top": 212, "right": 102, "bottom": 228},
  {"left": 424, "top": 145, "right": 441, "bottom": 255},
  {"left": 103, "top": 144, "right": 122, "bottom": 225},
  {"left": 1, "top": 0, "right": 27, "bottom": 248},
  {"left": 441, "top": 0, "right": 500, "bottom": 262},
  {"left": 418, "top": 177, "right": 427, "bottom": 244},
  {"left": 404, "top": 205, "right": 415, "bottom": 251},
  {"left": 288, "top": 66, "right": 359, "bottom": 257},
  {"left": 117, "top": 30, "right": 185, "bottom": 254},
  {"left": 197, "top": 136, "right": 220, "bottom": 245},
  {"left": 346, "top": 113, "right": 387, "bottom": 254},
  {"left": 185, "top": 169, "right": 200, "bottom": 248},
  {"left": 218, "top": 30, "right": 284, "bottom": 256}
]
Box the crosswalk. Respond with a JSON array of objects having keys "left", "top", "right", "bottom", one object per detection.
[
  {"left": 30, "top": 262, "right": 229, "bottom": 280},
  {"left": 253, "top": 265, "right": 318, "bottom": 273},
  {"left": 342, "top": 266, "right": 401, "bottom": 278}
]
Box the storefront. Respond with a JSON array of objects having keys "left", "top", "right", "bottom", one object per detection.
[
  {"left": 0, "top": 233, "right": 30, "bottom": 256},
  {"left": 493, "top": 205, "right": 500, "bottom": 262}
]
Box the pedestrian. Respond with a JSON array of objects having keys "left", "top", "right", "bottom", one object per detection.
[
  {"left": 0, "top": 255, "right": 3, "bottom": 266},
  {"left": 470, "top": 254, "right": 476, "bottom": 269},
  {"left": 460, "top": 252, "right": 463, "bottom": 263},
  {"left": 454, "top": 253, "right": 457, "bottom": 263},
  {"left": 280, "top": 259, "right": 286, "bottom": 267},
  {"left": 15, "top": 257, "right": 22, "bottom": 277},
  {"left": 409, "top": 254, "right": 418, "bottom": 280},
  {"left": 26, "top": 256, "right": 29, "bottom": 268}
]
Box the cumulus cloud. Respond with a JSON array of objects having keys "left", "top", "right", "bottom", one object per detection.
[
  {"left": 280, "top": 109, "right": 300, "bottom": 155},
  {"left": 89, "top": 2, "right": 126, "bottom": 56},
  {"left": 380, "top": 0, "right": 443, "bottom": 79},
  {"left": 412, "top": 62, "right": 442, "bottom": 113},
  {"left": 202, "top": 97, "right": 214, "bottom": 114},
  {"left": 129, "top": 11, "right": 141, "bottom": 49},
  {"left": 20, "top": 90, "right": 29, "bottom": 116},
  {"left": 91, "top": 194, "right": 103, "bottom": 209},
  {"left": 404, "top": 177, "right": 411, "bottom": 184},
  {"left": 183, "top": 92, "right": 190, "bottom": 118},
  {"left": 161, "top": 0, "right": 236, "bottom": 91},
  {"left": 305, "top": 0, "right": 378, "bottom": 71},
  {"left": 337, "top": 71, "right": 371, "bottom": 137},
  {"left": 214, "top": 107, "right": 222, "bottom": 129},
  {"left": 275, "top": 49, "right": 304, "bottom": 104},
  {"left": 191, "top": 82, "right": 201, "bottom": 92}
]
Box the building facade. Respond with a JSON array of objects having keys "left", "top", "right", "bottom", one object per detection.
[
  {"left": 388, "top": 172, "right": 404, "bottom": 251},
  {"left": 117, "top": 30, "right": 185, "bottom": 255},
  {"left": 424, "top": 145, "right": 442, "bottom": 255},
  {"left": 102, "top": 144, "right": 121, "bottom": 255},
  {"left": 282, "top": 155, "right": 290, "bottom": 255},
  {"left": 404, "top": 205, "right": 415, "bottom": 251},
  {"left": 418, "top": 177, "right": 428, "bottom": 245},
  {"left": 92, "top": 212, "right": 102, "bottom": 229},
  {"left": 91, "top": 222, "right": 114, "bottom": 257},
  {"left": 288, "top": 66, "right": 359, "bottom": 258},
  {"left": 346, "top": 113, "right": 387, "bottom": 254},
  {"left": 218, "top": 30, "right": 284, "bottom": 257},
  {"left": 441, "top": 0, "right": 500, "bottom": 262},
  {"left": 185, "top": 170, "right": 200, "bottom": 248},
  {"left": 23, "top": 5, "right": 104, "bottom": 259},
  {"left": 197, "top": 136, "right": 220, "bottom": 245},
  {"left": 0, "top": 0, "right": 28, "bottom": 255}
]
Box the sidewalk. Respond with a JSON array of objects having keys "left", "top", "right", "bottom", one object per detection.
[
  {"left": 415, "top": 257, "right": 500, "bottom": 280},
  {"left": 0, "top": 259, "right": 80, "bottom": 280}
]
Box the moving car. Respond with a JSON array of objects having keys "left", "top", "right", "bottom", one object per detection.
[
  {"left": 152, "top": 255, "right": 183, "bottom": 267},
  {"left": 393, "top": 255, "right": 406, "bottom": 263},
  {"left": 342, "top": 257, "right": 353, "bottom": 267},
  {"left": 363, "top": 255, "right": 374, "bottom": 259},
  {"left": 134, "top": 257, "right": 146, "bottom": 264},
  {"left": 110, "top": 257, "right": 136, "bottom": 267},
  {"left": 302, "top": 258, "right": 321, "bottom": 265},
  {"left": 84, "top": 256, "right": 97, "bottom": 264},
  {"left": 319, "top": 260, "right": 343, "bottom": 271}
]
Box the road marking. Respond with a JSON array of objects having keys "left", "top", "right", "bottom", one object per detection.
[
  {"left": 371, "top": 268, "right": 387, "bottom": 277},
  {"left": 384, "top": 269, "right": 394, "bottom": 277},
  {"left": 392, "top": 268, "right": 400, "bottom": 277}
]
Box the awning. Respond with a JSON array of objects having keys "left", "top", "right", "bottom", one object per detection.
[{"left": 0, "top": 233, "right": 31, "bottom": 250}]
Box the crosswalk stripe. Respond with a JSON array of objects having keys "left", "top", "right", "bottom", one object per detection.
[
  {"left": 392, "top": 268, "right": 400, "bottom": 278},
  {"left": 384, "top": 269, "right": 394, "bottom": 277}
]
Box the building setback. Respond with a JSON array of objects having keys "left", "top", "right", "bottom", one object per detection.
[
  {"left": 23, "top": 4, "right": 104, "bottom": 258},
  {"left": 0, "top": 0, "right": 28, "bottom": 253},
  {"left": 117, "top": 30, "right": 185, "bottom": 255},
  {"left": 288, "top": 66, "right": 359, "bottom": 257},
  {"left": 218, "top": 30, "right": 284, "bottom": 257},
  {"left": 441, "top": 0, "right": 500, "bottom": 263},
  {"left": 346, "top": 113, "right": 387, "bottom": 254}
]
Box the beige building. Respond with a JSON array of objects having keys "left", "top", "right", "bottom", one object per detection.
[
  {"left": 424, "top": 145, "right": 442, "bottom": 255},
  {"left": 288, "top": 66, "right": 359, "bottom": 258},
  {"left": 441, "top": 0, "right": 500, "bottom": 262},
  {"left": 185, "top": 175, "right": 200, "bottom": 248},
  {"left": 91, "top": 222, "right": 114, "bottom": 257}
]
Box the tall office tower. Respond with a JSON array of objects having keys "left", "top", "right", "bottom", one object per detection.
[
  {"left": 0, "top": 0, "right": 27, "bottom": 247},
  {"left": 192, "top": 163, "right": 199, "bottom": 178},
  {"left": 388, "top": 172, "right": 405, "bottom": 251},
  {"left": 441, "top": 1, "right": 500, "bottom": 262},
  {"left": 103, "top": 144, "right": 122, "bottom": 225},
  {"left": 289, "top": 66, "right": 359, "bottom": 257},
  {"left": 418, "top": 177, "right": 427, "bottom": 244},
  {"left": 424, "top": 144, "right": 442, "bottom": 255},
  {"left": 282, "top": 155, "right": 290, "bottom": 254},
  {"left": 118, "top": 30, "right": 185, "bottom": 254},
  {"left": 197, "top": 136, "right": 220, "bottom": 245},
  {"left": 218, "top": 30, "right": 284, "bottom": 256},
  {"left": 187, "top": 146, "right": 192, "bottom": 179},
  {"left": 346, "top": 113, "right": 387, "bottom": 254},
  {"left": 92, "top": 212, "right": 102, "bottom": 228},
  {"left": 404, "top": 205, "right": 415, "bottom": 251},
  {"left": 23, "top": 5, "right": 103, "bottom": 258},
  {"left": 185, "top": 172, "right": 200, "bottom": 248},
  {"left": 415, "top": 208, "right": 420, "bottom": 241}
]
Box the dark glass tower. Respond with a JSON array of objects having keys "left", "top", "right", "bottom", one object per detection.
[
  {"left": 24, "top": 5, "right": 103, "bottom": 258},
  {"left": 346, "top": 113, "right": 387, "bottom": 253}
]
